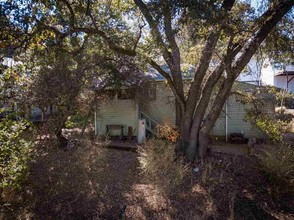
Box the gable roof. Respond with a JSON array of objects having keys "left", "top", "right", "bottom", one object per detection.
[
  {"left": 275, "top": 70, "right": 294, "bottom": 76},
  {"left": 146, "top": 64, "right": 195, "bottom": 81}
]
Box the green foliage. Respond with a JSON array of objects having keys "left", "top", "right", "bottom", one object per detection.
[
  {"left": 138, "top": 139, "right": 188, "bottom": 194},
  {"left": 0, "top": 117, "right": 34, "bottom": 188},
  {"left": 245, "top": 109, "right": 282, "bottom": 142},
  {"left": 65, "top": 115, "right": 86, "bottom": 129},
  {"left": 237, "top": 89, "right": 284, "bottom": 142},
  {"left": 258, "top": 144, "right": 294, "bottom": 196},
  {"left": 265, "top": 86, "right": 294, "bottom": 107}
]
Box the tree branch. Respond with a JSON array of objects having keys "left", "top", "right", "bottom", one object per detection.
[
  {"left": 59, "top": 0, "right": 75, "bottom": 28},
  {"left": 232, "top": 0, "right": 294, "bottom": 75},
  {"left": 185, "top": 0, "right": 236, "bottom": 124},
  {"left": 194, "top": 0, "right": 293, "bottom": 135},
  {"left": 134, "top": 0, "right": 173, "bottom": 65},
  {"left": 133, "top": 21, "right": 145, "bottom": 51},
  {"left": 147, "top": 58, "right": 186, "bottom": 111},
  {"left": 54, "top": 0, "right": 138, "bottom": 56}
]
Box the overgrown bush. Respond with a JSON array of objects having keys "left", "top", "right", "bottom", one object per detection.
[
  {"left": 155, "top": 122, "right": 180, "bottom": 143},
  {"left": 257, "top": 144, "right": 294, "bottom": 196},
  {"left": 0, "top": 117, "right": 34, "bottom": 188},
  {"left": 266, "top": 86, "right": 294, "bottom": 107},
  {"left": 138, "top": 139, "right": 188, "bottom": 194},
  {"left": 65, "top": 114, "right": 86, "bottom": 129},
  {"left": 245, "top": 109, "right": 283, "bottom": 142}
]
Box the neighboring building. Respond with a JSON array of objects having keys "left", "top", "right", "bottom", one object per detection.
[
  {"left": 237, "top": 58, "right": 263, "bottom": 85},
  {"left": 94, "top": 75, "right": 274, "bottom": 142},
  {"left": 272, "top": 65, "right": 294, "bottom": 92},
  {"left": 2, "top": 57, "right": 22, "bottom": 67},
  {"left": 238, "top": 58, "right": 294, "bottom": 92},
  {"left": 29, "top": 106, "right": 56, "bottom": 122}
]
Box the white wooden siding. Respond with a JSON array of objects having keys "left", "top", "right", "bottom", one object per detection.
[
  {"left": 226, "top": 96, "right": 265, "bottom": 138},
  {"left": 96, "top": 99, "right": 138, "bottom": 136},
  {"left": 141, "top": 82, "right": 176, "bottom": 125},
  {"left": 95, "top": 82, "right": 274, "bottom": 139},
  {"left": 211, "top": 96, "right": 273, "bottom": 138}
]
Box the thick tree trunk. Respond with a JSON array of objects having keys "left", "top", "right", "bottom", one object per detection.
[
  {"left": 180, "top": 111, "right": 212, "bottom": 161},
  {"left": 180, "top": 117, "right": 191, "bottom": 153},
  {"left": 186, "top": 137, "right": 198, "bottom": 161},
  {"left": 182, "top": 125, "right": 210, "bottom": 161},
  {"left": 198, "top": 132, "right": 209, "bottom": 159},
  {"left": 81, "top": 92, "right": 98, "bottom": 136},
  {"left": 185, "top": 118, "right": 199, "bottom": 161},
  {"left": 175, "top": 100, "right": 182, "bottom": 127},
  {"left": 179, "top": 113, "right": 199, "bottom": 161}
]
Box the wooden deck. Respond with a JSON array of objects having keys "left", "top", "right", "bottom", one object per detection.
[
  {"left": 98, "top": 139, "right": 257, "bottom": 156},
  {"left": 100, "top": 140, "right": 139, "bottom": 152}
]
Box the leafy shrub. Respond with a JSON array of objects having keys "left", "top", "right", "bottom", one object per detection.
[
  {"left": 156, "top": 122, "right": 180, "bottom": 143},
  {"left": 245, "top": 109, "right": 283, "bottom": 142},
  {"left": 0, "top": 118, "right": 34, "bottom": 188},
  {"left": 257, "top": 144, "right": 294, "bottom": 196},
  {"left": 65, "top": 114, "right": 86, "bottom": 129},
  {"left": 138, "top": 139, "right": 188, "bottom": 194},
  {"left": 266, "top": 85, "right": 294, "bottom": 107}
]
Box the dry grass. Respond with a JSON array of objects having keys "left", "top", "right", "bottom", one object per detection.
[
  {"left": 257, "top": 144, "right": 294, "bottom": 196},
  {"left": 138, "top": 139, "right": 189, "bottom": 195},
  {"left": 1, "top": 134, "right": 294, "bottom": 219}
]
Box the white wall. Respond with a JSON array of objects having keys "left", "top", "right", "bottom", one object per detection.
[
  {"left": 285, "top": 65, "right": 294, "bottom": 72},
  {"left": 237, "top": 58, "right": 262, "bottom": 85},
  {"left": 260, "top": 60, "right": 275, "bottom": 86},
  {"left": 141, "top": 82, "right": 176, "bottom": 125},
  {"left": 238, "top": 59, "right": 294, "bottom": 90},
  {"left": 272, "top": 64, "right": 294, "bottom": 92},
  {"left": 274, "top": 75, "right": 294, "bottom": 92},
  {"left": 96, "top": 99, "right": 138, "bottom": 136}
]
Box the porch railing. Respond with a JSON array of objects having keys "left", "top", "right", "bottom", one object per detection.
[{"left": 139, "top": 111, "right": 160, "bottom": 136}]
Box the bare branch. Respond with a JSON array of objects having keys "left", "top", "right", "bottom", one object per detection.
[
  {"left": 233, "top": 0, "right": 294, "bottom": 75},
  {"left": 185, "top": 0, "right": 237, "bottom": 123},
  {"left": 59, "top": 0, "right": 75, "bottom": 27},
  {"left": 133, "top": 22, "right": 145, "bottom": 51},
  {"left": 134, "top": 0, "right": 173, "bottom": 65}
]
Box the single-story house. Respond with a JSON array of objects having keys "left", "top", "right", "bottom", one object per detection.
[{"left": 94, "top": 72, "right": 275, "bottom": 143}]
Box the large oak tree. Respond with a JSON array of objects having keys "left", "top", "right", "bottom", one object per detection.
[
  {"left": 133, "top": 0, "right": 293, "bottom": 159},
  {"left": 2, "top": 0, "right": 293, "bottom": 159}
]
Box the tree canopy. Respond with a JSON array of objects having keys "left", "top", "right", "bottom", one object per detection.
[{"left": 1, "top": 0, "right": 293, "bottom": 160}]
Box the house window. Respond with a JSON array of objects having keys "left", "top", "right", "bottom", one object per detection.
[{"left": 117, "top": 88, "right": 135, "bottom": 100}]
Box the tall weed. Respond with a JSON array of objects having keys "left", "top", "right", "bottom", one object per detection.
[
  {"left": 257, "top": 144, "right": 294, "bottom": 196},
  {"left": 138, "top": 139, "right": 188, "bottom": 194}
]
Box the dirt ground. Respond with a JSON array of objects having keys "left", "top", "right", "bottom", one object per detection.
[{"left": 1, "top": 138, "right": 293, "bottom": 220}]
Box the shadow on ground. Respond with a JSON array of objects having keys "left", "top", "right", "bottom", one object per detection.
[
  {"left": 25, "top": 141, "right": 142, "bottom": 219},
  {"left": 1, "top": 138, "right": 293, "bottom": 219},
  {"left": 1, "top": 138, "right": 185, "bottom": 219}
]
